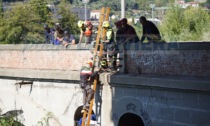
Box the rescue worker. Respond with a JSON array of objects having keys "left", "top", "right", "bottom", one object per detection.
[
  {"left": 78, "top": 20, "right": 93, "bottom": 45},
  {"left": 101, "top": 21, "right": 116, "bottom": 70},
  {"left": 80, "top": 61, "right": 98, "bottom": 112}
]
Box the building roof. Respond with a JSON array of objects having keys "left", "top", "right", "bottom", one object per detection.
[{"left": 91, "top": 10, "right": 101, "bottom": 13}]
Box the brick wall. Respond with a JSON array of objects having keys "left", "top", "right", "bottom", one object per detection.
[
  {"left": 0, "top": 43, "right": 210, "bottom": 77},
  {"left": 126, "top": 50, "right": 210, "bottom": 77},
  {"left": 0, "top": 50, "right": 92, "bottom": 70}
]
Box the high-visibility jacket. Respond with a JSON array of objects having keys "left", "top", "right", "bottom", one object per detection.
[{"left": 106, "top": 28, "right": 114, "bottom": 44}]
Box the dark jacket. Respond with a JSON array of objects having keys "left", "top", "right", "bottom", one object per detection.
[
  {"left": 122, "top": 24, "right": 139, "bottom": 43},
  {"left": 141, "top": 20, "right": 161, "bottom": 42},
  {"left": 80, "top": 66, "right": 98, "bottom": 88}
]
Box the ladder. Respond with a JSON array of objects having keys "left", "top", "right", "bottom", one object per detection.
[{"left": 81, "top": 7, "right": 111, "bottom": 126}]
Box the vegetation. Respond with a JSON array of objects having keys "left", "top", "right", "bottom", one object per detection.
[
  {"left": 0, "top": 109, "right": 24, "bottom": 126},
  {"left": 159, "top": 6, "right": 210, "bottom": 42},
  {"left": 57, "top": 0, "right": 79, "bottom": 35},
  {"left": 0, "top": 0, "right": 79, "bottom": 44},
  {"left": 1, "top": 0, "right": 210, "bottom": 43}
]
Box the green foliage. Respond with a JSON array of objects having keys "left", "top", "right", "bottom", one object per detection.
[
  {"left": 57, "top": 0, "right": 80, "bottom": 35},
  {"left": 0, "top": 109, "right": 24, "bottom": 126},
  {"left": 0, "top": 0, "right": 79, "bottom": 44},
  {"left": 35, "top": 112, "right": 53, "bottom": 126},
  {"left": 29, "top": 0, "right": 51, "bottom": 23},
  {"left": 159, "top": 6, "right": 210, "bottom": 42},
  {"left": 0, "top": 117, "right": 24, "bottom": 126},
  {"left": 0, "top": 2, "right": 43, "bottom": 44},
  {"left": 0, "top": 0, "right": 3, "bottom": 18}
]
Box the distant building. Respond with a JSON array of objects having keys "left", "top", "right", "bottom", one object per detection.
[
  {"left": 194, "top": 0, "right": 207, "bottom": 2},
  {"left": 90, "top": 10, "right": 101, "bottom": 20},
  {"left": 175, "top": 0, "right": 199, "bottom": 8}
]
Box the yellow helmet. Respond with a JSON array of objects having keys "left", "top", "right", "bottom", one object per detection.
[
  {"left": 78, "top": 20, "right": 84, "bottom": 28},
  {"left": 102, "top": 21, "right": 110, "bottom": 28},
  {"left": 100, "top": 60, "right": 107, "bottom": 66}
]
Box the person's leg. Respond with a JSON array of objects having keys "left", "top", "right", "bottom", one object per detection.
[
  {"left": 85, "top": 85, "right": 94, "bottom": 106},
  {"left": 82, "top": 89, "right": 87, "bottom": 110}
]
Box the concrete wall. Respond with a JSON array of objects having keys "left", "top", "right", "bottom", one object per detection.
[
  {"left": 1, "top": 72, "right": 209, "bottom": 126},
  {"left": 0, "top": 78, "right": 84, "bottom": 126},
  {"left": 102, "top": 74, "right": 210, "bottom": 126}
]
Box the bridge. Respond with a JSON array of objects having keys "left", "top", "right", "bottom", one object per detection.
[{"left": 0, "top": 42, "right": 210, "bottom": 126}]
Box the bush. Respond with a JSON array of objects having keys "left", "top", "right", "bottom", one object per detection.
[{"left": 159, "top": 6, "right": 210, "bottom": 42}]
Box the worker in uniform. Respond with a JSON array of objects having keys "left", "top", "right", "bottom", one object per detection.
[
  {"left": 78, "top": 20, "right": 93, "bottom": 45},
  {"left": 101, "top": 21, "right": 116, "bottom": 70},
  {"left": 80, "top": 61, "right": 98, "bottom": 112}
]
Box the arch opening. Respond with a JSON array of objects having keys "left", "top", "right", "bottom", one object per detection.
[
  {"left": 74, "top": 105, "right": 94, "bottom": 126},
  {"left": 118, "top": 112, "right": 144, "bottom": 126}
]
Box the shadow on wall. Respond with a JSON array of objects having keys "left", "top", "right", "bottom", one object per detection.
[
  {"left": 74, "top": 105, "right": 94, "bottom": 126},
  {"left": 118, "top": 113, "right": 144, "bottom": 126}
]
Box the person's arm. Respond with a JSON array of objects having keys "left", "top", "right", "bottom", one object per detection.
[
  {"left": 71, "top": 39, "right": 76, "bottom": 44},
  {"left": 70, "top": 35, "right": 76, "bottom": 44},
  {"left": 140, "top": 26, "right": 146, "bottom": 43},
  {"left": 79, "top": 31, "right": 83, "bottom": 44},
  {"left": 57, "top": 37, "right": 63, "bottom": 42},
  {"left": 90, "top": 71, "right": 98, "bottom": 78}
]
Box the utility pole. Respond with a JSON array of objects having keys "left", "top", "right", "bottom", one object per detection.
[
  {"left": 121, "top": 0, "right": 125, "bottom": 19},
  {"left": 150, "top": 3, "right": 155, "bottom": 19},
  {"left": 82, "top": 0, "right": 89, "bottom": 21}
]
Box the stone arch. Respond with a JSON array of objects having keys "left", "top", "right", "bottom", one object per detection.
[
  {"left": 112, "top": 97, "right": 152, "bottom": 126},
  {"left": 73, "top": 105, "right": 94, "bottom": 126},
  {"left": 118, "top": 112, "right": 144, "bottom": 126}
]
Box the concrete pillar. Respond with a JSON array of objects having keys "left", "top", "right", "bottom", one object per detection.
[{"left": 121, "top": 0, "right": 125, "bottom": 19}]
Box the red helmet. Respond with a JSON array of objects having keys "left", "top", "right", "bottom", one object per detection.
[{"left": 85, "top": 21, "right": 92, "bottom": 26}]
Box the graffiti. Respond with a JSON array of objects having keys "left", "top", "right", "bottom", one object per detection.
[
  {"left": 126, "top": 103, "right": 136, "bottom": 111},
  {"left": 140, "top": 109, "right": 152, "bottom": 126}
]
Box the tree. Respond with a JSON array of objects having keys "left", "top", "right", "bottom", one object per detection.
[
  {"left": 57, "top": 0, "right": 80, "bottom": 35},
  {"left": 0, "top": 0, "right": 3, "bottom": 18},
  {"left": 159, "top": 6, "right": 210, "bottom": 42},
  {"left": 0, "top": 2, "right": 43, "bottom": 44},
  {"left": 29, "top": 0, "right": 52, "bottom": 23}
]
